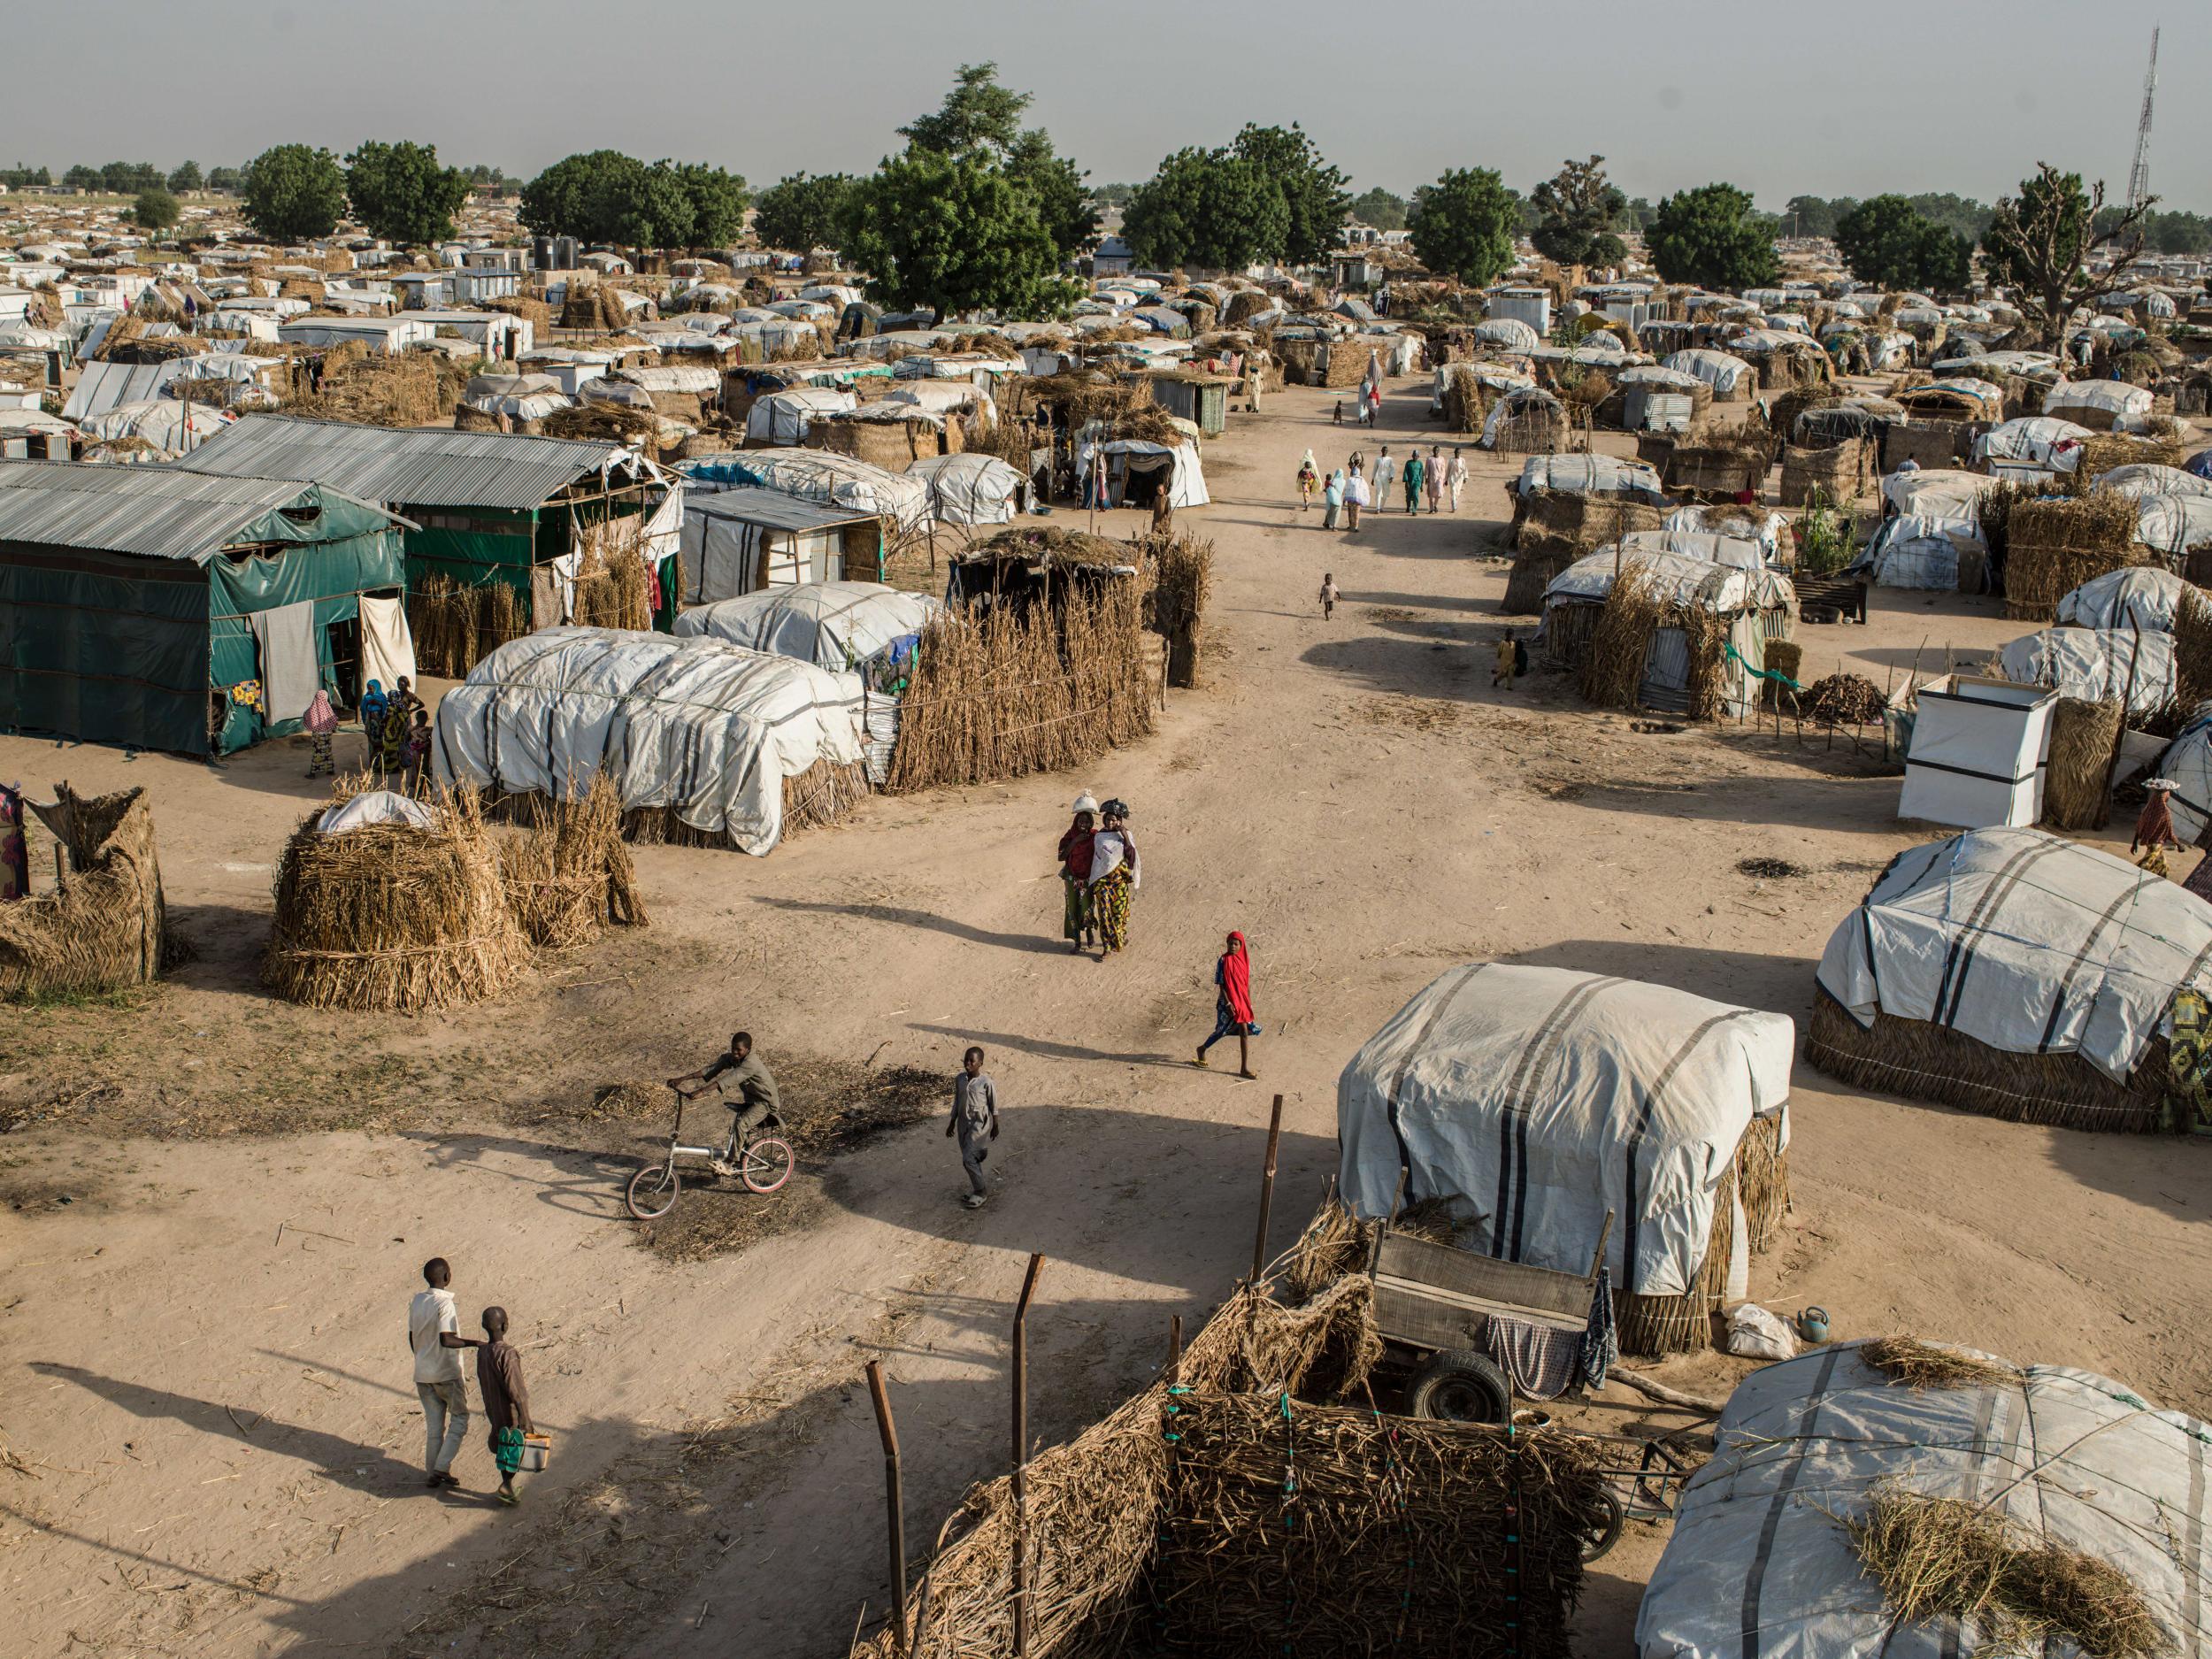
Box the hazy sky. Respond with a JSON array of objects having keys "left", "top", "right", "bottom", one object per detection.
[{"left": 12, "top": 0, "right": 2198, "bottom": 210}]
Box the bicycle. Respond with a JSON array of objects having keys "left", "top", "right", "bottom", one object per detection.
[{"left": 625, "top": 1082, "right": 795, "bottom": 1221}]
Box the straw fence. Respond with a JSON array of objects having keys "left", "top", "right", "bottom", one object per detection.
[
  {"left": 1780, "top": 438, "right": 1869, "bottom": 507},
  {"left": 0, "top": 785, "right": 173, "bottom": 999},
  {"left": 2001, "top": 491, "right": 2145, "bottom": 623},
  {"left": 1504, "top": 494, "right": 1667, "bottom": 613},
  {"left": 408, "top": 574, "right": 527, "bottom": 680},
  {"left": 2040, "top": 698, "right": 2124, "bottom": 831}
]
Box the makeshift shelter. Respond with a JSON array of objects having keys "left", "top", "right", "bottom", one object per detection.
[
  {"left": 683, "top": 449, "right": 932, "bottom": 537},
  {"left": 76, "top": 398, "right": 226, "bottom": 459},
  {"left": 1852, "top": 515, "right": 1988, "bottom": 592},
  {"left": 1994, "top": 626, "right": 2175, "bottom": 718},
  {"left": 744, "top": 387, "right": 856, "bottom": 446},
  {"left": 432, "top": 627, "right": 868, "bottom": 856},
  {"left": 1810, "top": 827, "right": 2212, "bottom": 1130},
  {"left": 806, "top": 403, "right": 960, "bottom": 471},
  {"left": 2044, "top": 379, "right": 2154, "bottom": 432},
  {"left": 2001, "top": 490, "right": 2147, "bottom": 622},
  {"left": 1478, "top": 386, "right": 1569, "bottom": 452},
  {"left": 1087, "top": 434, "right": 1210, "bottom": 509},
  {"left": 2055, "top": 565, "right": 2188, "bottom": 632},
  {"left": 1637, "top": 1340, "right": 2212, "bottom": 1659},
  {"left": 1883, "top": 468, "right": 2001, "bottom": 521},
  {"left": 0, "top": 463, "right": 411, "bottom": 755},
  {"left": 2097, "top": 463, "right": 2212, "bottom": 503},
  {"left": 674, "top": 487, "right": 885, "bottom": 603},
  {"left": 905, "top": 452, "right": 1027, "bottom": 526},
  {"left": 1973, "top": 415, "right": 2094, "bottom": 473},
  {"left": 1337, "top": 964, "right": 1793, "bottom": 1355},
  {"left": 2137, "top": 492, "right": 2212, "bottom": 567},
  {"left": 1660, "top": 348, "right": 1755, "bottom": 398},
  {"left": 2154, "top": 702, "right": 2212, "bottom": 847},
  {"left": 1542, "top": 549, "right": 1797, "bottom": 719},
  {"left": 0, "top": 784, "right": 172, "bottom": 999}
]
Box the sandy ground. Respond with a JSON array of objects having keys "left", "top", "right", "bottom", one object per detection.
[{"left": 4, "top": 377, "right": 2210, "bottom": 1659}]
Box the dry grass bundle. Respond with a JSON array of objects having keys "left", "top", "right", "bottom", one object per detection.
[
  {"left": 807, "top": 410, "right": 945, "bottom": 471},
  {"left": 2075, "top": 432, "right": 2183, "bottom": 479},
  {"left": 1806, "top": 994, "right": 2167, "bottom": 1133},
  {"left": 567, "top": 542, "right": 653, "bottom": 632},
  {"left": 407, "top": 574, "right": 527, "bottom": 679},
  {"left": 1578, "top": 564, "right": 1664, "bottom": 709},
  {"left": 1149, "top": 531, "right": 1213, "bottom": 689},
  {"left": 1440, "top": 364, "right": 1489, "bottom": 433},
  {"left": 166, "top": 373, "right": 253, "bottom": 411},
  {"left": 291, "top": 349, "right": 476, "bottom": 426},
  {"left": 1762, "top": 640, "right": 1805, "bottom": 701},
  {"left": 542, "top": 400, "right": 659, "bottom": 444},
  {"left": 264, "top": 784, "right": 529, "bottom": 1012},
  {"left": 0, "top": 785, "right": 171, "bottom": 1000},
  {"left": 484, "top": 294, "right": 551, "bottom": 332},
  {"left": 1505, "top": 493, "right": 1667, "bottom": 611},
  {"left": 559, "top": 282, "right": 632, "bottom": 332},
  {"left": 2176, "top": 589, "right": 2212, "bottom": 710},
  {"left": 2042, "top": 697, "right": 2123, "bottom": 830},
  {"left": 1489, "top": 396, "right": 1570, "bottom": 454},
  {"left": 1780, "top": 438, "right": 1869, "bottom": 506},
  {"left": 1806, "top": 672, "right": 1886, "bottom": 726},
  {"left": 1845, "top": 1483, "right": 2163, "bottom": 1659},
  {"left": 2002, "top": 490, "right": 2145, "bottom": 621},
  {"left": 498, "top": 775, "right": 646, "bottom": 947},
  {"left": 885, "top": 579, "right": 1154, "bottom": 793},
  {"left": 1678, "top": 606, "right": 1732, "bottom": 723},
  {"left": 1858, "top": 1337, "right": 2020, "bottom": 1391},
  {"left": 615, "top": 757, "right": 872, "bottom": 849},
  {"left": 1617, "top": 1161, "right": 1735, "bottom": 1356}
]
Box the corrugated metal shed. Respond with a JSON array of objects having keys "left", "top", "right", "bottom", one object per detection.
[
  {"left": 0, "top": 460, "right": 399, "bottom": 563},
  {"left": 178, "top": 414, "right": 628, "bottom": 511},
  {"left": 686, "top": 487, "right": 880, "bottom": 534}
]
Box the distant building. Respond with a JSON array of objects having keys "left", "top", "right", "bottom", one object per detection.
[{"left": 1091, "top": 235, "right": 1134, "bottom": 277}]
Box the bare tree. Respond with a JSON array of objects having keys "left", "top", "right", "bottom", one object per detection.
[{"left": 1981, "top": 163, "right": 2154, "bottom": 348}]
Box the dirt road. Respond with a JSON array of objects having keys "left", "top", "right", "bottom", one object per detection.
[{"left": 3, "top": 376, "right": 2208, "bottom": 1658}]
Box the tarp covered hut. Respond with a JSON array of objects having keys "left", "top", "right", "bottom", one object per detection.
[
  {"left": 674, "top": 487, "right": 886, "bottom": 603},
  {"left": 1338, "top": 964, "right": 1794, "bottom": 1355},
  {"left": 1993, "top": 626, "right": 2175, "bottom": 717},
  {"left": 1541, "top": 548, "right": 1796, "bottom": 718},
  {"left": 0, "top": 462, "right": 411, "bottom": 755},
  {"left": 2054, "top": 565, "right": 2187, "bottom": 632},
  {"left": 684, "top": 449, "right": 933, "bottom": 537},
  {"left": 906, "top": 452, "right": 1028, "bottom": 526}
]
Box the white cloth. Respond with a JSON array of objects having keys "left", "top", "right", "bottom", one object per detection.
[
  {"left": 410, "top": 1287, "right": 463, "bottom": 1385},
  {"left": 319, "top": 790, "right": 438, "bottom": 833},
  {"left": 249, "top": 600, "right": 320, "bottom": 725},
  {"left": 358, "top": 595, "right": 417, "bottom": 699},
  {"left": 1344, "top": 472, "right": 1371, "bottom": 507},
  {"left": 1088, "top": 829, "right": 1138, "bottom": 887}
]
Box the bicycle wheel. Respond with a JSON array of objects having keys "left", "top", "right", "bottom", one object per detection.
[
  {"left": 626, "top": 1160, "right": 680, "bottom": 1220},
  {"left": 741, "top": 1138, "right": 795, "bottom": 1194},
  {"left": 1578, "top": 1486, "right": 1625, "bottom": 1563}
]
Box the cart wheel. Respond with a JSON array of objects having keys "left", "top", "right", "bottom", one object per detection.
[
  {"left": 1406, "top": 1349, "right": 1511, "bottom": 1424},
  {"left": 1579, "top": 1486, "right": 1625, "bottom": 1563}
]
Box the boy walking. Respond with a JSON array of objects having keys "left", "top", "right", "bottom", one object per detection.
[
  {"left": 408, "top": 1258, "right": 480, "bottom": 1488},
  {"left": 1319, "top": 573, "right": 1340, "bottom": 619},
  {"left": 944, "top": 1046, "right": 1000, "bottom": 1209},
  {"left": 475, "top": 1306, "right": 534, "bottom": 1508}
]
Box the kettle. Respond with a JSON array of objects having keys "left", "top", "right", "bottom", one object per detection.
[{"left": 1796, "top": 1306, "right": 1831, "bottom": 1344}]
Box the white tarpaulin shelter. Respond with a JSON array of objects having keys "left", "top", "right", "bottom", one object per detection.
[
  {"left": 1852, "top": 514, "right": 1986, "bottom": 590},
  {"left": 431, "top": 627, "right": 864, "bottom": 856},
  {"left": 1637, "top": 1340, "right": 2212, "bottom": 1659},
  {"left": 1471, "top": 317, "right": 1540, "bottom": 351},
  {"left": 1337, "top": 964, "right": 1793, "bottom": 1298},
  {"left": 1662, "top": 504, "right": 1790, "bottom": 564},
  {"left": 1816, "top": 826, "right": 2212, "bottom": 1082},
  {"left": 1995, "top": 626, "right": 2175, "bottom": 716},
  {"left": 1092, "top": 437, "right": 1209, "bottom": 509},
  {"left": 78, "top": 399, "right": 227, "bottom": 457},
  {"left": 1883, "top": 469, "right": 2001, "bottom": 520},
  {"left": 1606, "top": 527, "right": 1764, "bottom": 571},
  {"left": 693, "top": 450, "right": 933, "bottom": 535},
  {"left": 2097, "top": 463, "right": 2212, "bottom": 503},
  {"left": 1543, "top": 547, "right": 1795, "bottom": 612},
  {"left": 2055, "top": 565, "right": 2188, "bottom": 632},
  {"left": 905, "top": 452, "right": 1026, "bottom": 526},
  {"left": 2044, "top": 378, "right": 2154, "bottom": 432},
  {"left": 2155, "top": 701, "right": 2212, "bottom": 847},
  {"left": 1516, "top": 453, "right": 1666, "bottom": 502},
  {"left": 1971, "top": 415, "right": 2093, "bottom": 472},
  {"left": 743, "top": 388, "right": 856, "bottom": 446},
  {"left": 2137, "top": 493, "right": 2212, "bottom": 561},
  {"left": 1661, "top": 348, "right": 1753, "bottom": 395},
  {"left": 674, "top": 487, "right": 880, "bottom": 603}
]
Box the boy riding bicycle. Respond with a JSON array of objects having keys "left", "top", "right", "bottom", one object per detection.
[{"left": 669, "top": 1032, "right": 780, "bottom": 1175}]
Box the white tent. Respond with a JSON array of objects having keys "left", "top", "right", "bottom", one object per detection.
[
  {"left": 1662, "top": 504, "right": 1790, "bottom": 564},
  {"left": 1851, "top": 514, "right": 1987, "bottom": 590},
  {"left": 1660, "top": 348, "right": 1754, "bottom": 395},
  {"left": 1971, "top": 415, "right": 2093, "bottom": 472},
  {"left": 1994, "top": 626, "right": 2175, "bottom": 716},
  {"left": 744, "top": 387, "right": 856, "bottom": 446},
  {"left": 458, "top": 374, "right": 570, "bottom": 420},
  {"left": 2097, "top": 462, "right": 2212, "bottom": 503},
  {"left": 1337, "top": 964, "right": 1793, "bottom": 1299},
  {"left": 1638, "top": 1341, "right": 2212, "bottom": 1659},
  {"left": 1090, "top": 437, "right": 1209, "bottom": 509},
  {"left": 2154, "top": 702, "right": 2212, "bottom": 847},
  {"left": 2044, "top": 378, "right": 2154, "bottom": 432},
  {"left": 906, "top": 453, "right": 1027, "bottom": 526},
  {"left": 695, "top": 450, "right": 933, "bottom": 535},
  {"left": 431, "top": 627, "right": 865, "bottom": 856},
  {"left": 1515, "top": 453, "right": 1666, "bottom": 502},
  {"left": 1882, "top": 468, "right": 2001, "bottom": 520},
  {"left": 2136, "top": 492, "right": 2212, "bottom": 561},
  {"left": 2055, "top": 565, "right": 2188, "bottom": 632}
]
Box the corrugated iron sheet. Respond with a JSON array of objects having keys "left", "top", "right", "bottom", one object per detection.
[
  {"left": 0, "top": 460, "right": 371, "bottom": 563},
  {"left": 178, "top": 414, "right": 625, "bottom": 511}
]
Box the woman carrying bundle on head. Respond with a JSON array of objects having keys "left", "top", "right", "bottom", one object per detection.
[
  {"left": 1193, "top": 931, "right": 1260, "bottom": 1079},
  {"left": 1087, "top": 799, "right": 1141, "bottom": 957},
  {"left": 1056, "top": 795, "right": 1099, "bottom": 952}
]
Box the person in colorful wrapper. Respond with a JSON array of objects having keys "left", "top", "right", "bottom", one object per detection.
[
  {"left": 303, "top": 690, "right": 338, "bottom": 779},
  {"left": 1087, "top": 800, "right": 1140, "bottom": 956},
  {"left": 1193, "top": 931, "right": 1260, "bottom": 1079},
  {"left": 403, "top": 709, "right": 433, "bottom": 796},
  {"left": 1057, "top": 795, "right": 1098, "bottom": 952},
  {"left": 474, "top": 1306, "right": 534, "bottom": 1507}
]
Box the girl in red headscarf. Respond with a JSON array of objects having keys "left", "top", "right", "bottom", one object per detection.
[{"left": 1194, "top": 932, "right": 1258, "bottom": 1079}]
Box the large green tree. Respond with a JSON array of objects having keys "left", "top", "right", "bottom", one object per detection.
[
  {"left": 752, "top": 171, "right": 856, "bottom": 252},
  {"left": 1406, "top": 167, "right": 1518, "bottom": 287},
  {"left": 1645, "top": 182, "right": 1779, "bottom": 289},
  {"left": 167, "top": 159, "right": 203, "bottom": 195},
  {"left": 1982, "top": 164, "right": 2150, "bottom": 347},
  {"left": 101, "top": 161, "right": 162, "bottom": 195},
  {"left": 1783, "top": 194, "right": 1850, "bottom": 239},
  {"left": 132, "top": 188, "right": 179, "bottom": 233},
  {"left": 1834, "top": 195, "right": 1972, "bottom": 293},
  {"left": 1122, "top": 147, "right": 1290, "bottom": 273},
  {"left": 207, "top": 165, "right": 243, "bottom": 193},
  {"left": 345, "top": 140, "right": 471, "bottom": 247},
  {"left": 242, "top": 144, "right": 348, "bottom": 242},
  {"left": 1350, "top": 187, "right": 1408, "bottom": 232},
  {"left": 895, "top": 63, "right": 1096, "bottom": 257},
  {"left": 671, "top": 161, "right": 750, "bottom": 248},
  {"left": 839, "top": 148, "right": 1079, "bottom": 319},
  {"left": 519, "top": 150, "right": 747, "bottom": 250},
  {"left": 1530, "top": 155, "right": 1628, "bottom": 268},
  {"left": 1230, "top": 124, "right": 1348, "bottom": 265}
]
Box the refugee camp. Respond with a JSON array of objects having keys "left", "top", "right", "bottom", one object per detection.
[{"left": 4, "top": 8, "right": 2212, "bottom": 1658}]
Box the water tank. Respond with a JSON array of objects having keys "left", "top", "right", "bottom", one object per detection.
[{"left": 532, "top": 235, "right": 553, "bottom": 271}]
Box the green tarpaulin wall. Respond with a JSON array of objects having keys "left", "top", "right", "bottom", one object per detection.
[{"left": 0, "top": 488, "right": 405, "bottom": 757}]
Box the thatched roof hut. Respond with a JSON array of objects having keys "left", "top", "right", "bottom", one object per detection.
[
  {"left": 1543, "top": 549, "right": 1796, "bottom": 719},
  {"left": 1809, "top": 827, "right": 2212, "bottom": 1131},
  {"left": 1338, "top": 964, "right": 1794, "bottom": 1356},
  {"left": 0, "top": 785, "right": 172, "bottom": 999}
]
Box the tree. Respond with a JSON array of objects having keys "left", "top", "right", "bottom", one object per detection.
[
  {"left": 61, "top": 165, "right": 101, "bottom": 192},
  {"left": 1230, "top": 124, "right": 1348, "bottom": 265},
  {"left": 1645, "top": 182, "right": 1780, "bottom": 289},
  {"left": 207, "top": 165, "right": 243, "bottom": 194},
  {"left": 167, "top": 160, "right": 203, "bottom": 195},
  {"left": 1902, "top": 192, "right": 1993, "bottom": 242},
  {"left": 1350, "top": 187, "right": 1408, "bottom": 232},
  {"left": 1834, "top": 195, "right": 1972, "bottom": 293},
  {"left": 752, "top": 172, "right": 856, "bottom": 252},
  {"left": 1004, "top": 129, "right": 1098, "bottom": 258},
  {"left": 0, "top": 165, "right": 50, "bottom": 189},
  {"left": 519, "top": 151, "right": 741, "bottom": 250},
  {"left": 1091, "top": 182, "right": 1134, "bottom": 210},
  {"left": 1530, "top": 156, "right": 1628, "bottom": 269},
  {"left": 670, "top": 161, "right": 750, "bottom": 249},
  {"left": 1783, "top": 194, "right": 1856, "bottom": 239},
  {"left": 1406, "top": 167, "right": 1518, "bottom": 287},
  {"left": 1122, "top": 147, "right": 1290, "bottom": 273},
  {"left": 344, "top": 140, "right": 471, "bottom": 247},
  {"left": 897, "top": 64, "right": 1095, "bottom": 257},
  {"left": 839, "top": 148, "right": 1079, "bottom": 319},
  {"left": 1622, "top": 196, "right": 1657, "bottom": 231},
  {"left": 132, "top": 188, "right": 179, "bottom": 233},
  {"left": 2148, "top": 210, "right": 2212, "bottom": 256},
  {"left": 101, "top": 161, "right": 161, "bottom": 195},
  {"left": 1982, "top": 164, "right": 2150, "bottom": 348},
  {"left": 242, "top": 144, "right": 348, "bottom": 242}
]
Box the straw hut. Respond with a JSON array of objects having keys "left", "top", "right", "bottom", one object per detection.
[
  {"left": 2044, "top": 378, "right": 2154, "bottom": 433},
  {"left": 806, "top": 403, "right": 962, "bottom": 471},
  {"left": 2001, "top": 489, "right": 2148, "bottom": 621},
  {"left": 0, "top": 785, "right": 173, "bottom": 999},
  {"left": 1809, "top": 827, "right": 2212, "bottom": 1131},
  {"left": 1779, "top": 435, "right": 1871, "bottom": 506},
  {"left": 433, "top": 627, "right": 871, "bottom": 856},
  {"left": 1504, "top": 454, "right": 1671, "bottom": 611},
  {"left": 1544, "top": 549, "right": 1797, "bottom": 720},
  {"left": 264, "top": 787, "right": 531, "bottom": 1011},
  {"left": 1338, "top": 964, "right": 1794, "bottom": 1356},
  {"left": 1660, "top": 348, "right": 1755, "bottom": 401},
  {"left": 1638, "top": 1340, "right": 2208, "bottom": 1659},
  {"left": 1477, "top": 386, "right": 1569, "bottom": 453}
]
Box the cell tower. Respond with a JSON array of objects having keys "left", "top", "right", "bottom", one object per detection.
[{"left": 2126, "top": 26, "right": 2159, "bottom": 211}]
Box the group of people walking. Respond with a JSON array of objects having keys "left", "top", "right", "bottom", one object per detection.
[
  {"left": 409, "top": 1257, "right": 538, "bottom": 1506},
  {"left": 1297, "top": 445, "right": 1467, "bottom": 530},
  {"left": 304, "top": 676, "right": 432, "bottom": 791},
  {"left": 1056, "top": 794, "right": 1141, "bottom": 957}
]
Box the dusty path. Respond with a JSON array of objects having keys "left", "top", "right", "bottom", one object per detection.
[{"left": 3, "top": 377, "right": 2208, "bottom": 1658}]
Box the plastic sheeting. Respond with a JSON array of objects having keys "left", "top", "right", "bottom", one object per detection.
[
  {"left": 2154, "top": 702, "right": 2212, "bottom": 847},
  {"left": 77, "top": 399, "right": 227, "bottom": 457},
  {"left": 905, "top": 453, "right": 1026, "bottom": 526},
  {"left": 1994, "top": 626, "right": 2175, "bottom": 716},
  {"left": 1544, "top": 547, "right": 1795, "bottom": 613},
  {"left": 744, "top": 388, "right": 856, "bottom": 446},
  {"left": 673, "top": 582, "right": 939, "bottom": 672},
  {"left": 1515, "top": 453, "right": 1666, "bottom": 502},
  {"left": 1660, "top": 349, "right": 1753, "bottom": 394},
  {"left": 1336, "top": 964, "right": 1793, "bottom": 1297},
  {"left": 1637, "top": 1340, "right": 2212, "bottom": 1659},
  {"left": 431, "top": 627, "right": 864, "bottom": 857},
  {"left": 2137, "top": 492, "right": 2212, "bottom": 561},
  {"left": 2046, "top": 378, "right": 2154, "bottom": 431},
  {"left": 688, "top": 450, "right": 933, "bottom": 535},
  {"left": 1816, "top": 826, "right": 2212, "bottom": 1081},
  {"left": 1973, "top": 415, "right": 2093, "bottom": 471},
  {"left": 1663, "top": 504, "right": 1790, "bottom": 564},
  {"left": 1853, "top": 514, "right": 1986, "bottom": 589},
  {"left": 2055, "top": 565, "right": 2188, "bottom": 632},
  {"left": 2099, "top": 462, "right": 2212, "bottom": 503},
  {"left": 1883, "top": 468, "right": 2001, "bottom": 520},
  {"left": 1608, "top": 528, "right": 1765, "bottom": 571}
]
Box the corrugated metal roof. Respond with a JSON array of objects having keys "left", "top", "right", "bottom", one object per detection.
[
  {"left": 686, "top": 486, "right": 879, "bottom": 533},
  {"left": 177, "top": 414, "right": 627, "bottom": 511},
  {"left": 0, "top": 460, "right": 391, "bottom": 563}
]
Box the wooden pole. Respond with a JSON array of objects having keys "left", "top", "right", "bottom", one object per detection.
[
  {"left": 1250, "top": 1094, "right": 1284, "bottom": 1285},
  {"left": 1010, "top": 1252, "right": 1047, "bottom": 1658},
  {"left": 1166, "top": 1313, "right": 1183, "bottom": 1384},
  {"left": 864, "top": 1361, "right": 908, "bottom": 1654}
]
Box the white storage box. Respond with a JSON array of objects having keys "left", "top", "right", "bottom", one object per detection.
[{"left": 1898, "top": 674, "right": 2055, "bottom": 828}]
